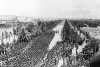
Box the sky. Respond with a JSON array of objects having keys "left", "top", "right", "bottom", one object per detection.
[{"left": 0, "top": 0, "right": 100, "bottom": 19}]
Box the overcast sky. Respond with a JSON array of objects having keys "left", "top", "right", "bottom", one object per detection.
[{"left": 0, "top": 0, "right": 100, "bottom": 19}]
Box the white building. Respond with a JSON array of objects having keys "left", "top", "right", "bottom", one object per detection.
[{"left": 0, "top": 25, "right": 18, "bottom": 45}]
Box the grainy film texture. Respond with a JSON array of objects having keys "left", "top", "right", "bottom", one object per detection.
[{"left": 0, "top": 16, "right": 99, "bottom": 67}]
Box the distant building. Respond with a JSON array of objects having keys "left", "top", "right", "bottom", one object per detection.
[{"left": 81, "top": 27, "right": 100, "bottom": 39}]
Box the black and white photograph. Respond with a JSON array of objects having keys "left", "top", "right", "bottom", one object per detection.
[{"left": 0, "top": 0, "right": 100, "bottom": 67}]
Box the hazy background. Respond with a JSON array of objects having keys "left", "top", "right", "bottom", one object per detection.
[{"left": 0, "top": 0, "right": 100, "bottom": 19}]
